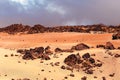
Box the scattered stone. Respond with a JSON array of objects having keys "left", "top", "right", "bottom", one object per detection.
[
  {"left": 96, "top": 45, "right": 105, "bottom": 49},
  {"left": 82, "top": 53, "right": 90, "bottom": 59},
  {"left": 99, "top": 70, "right": 103, "bottom": 73},
  {"left": 114, "top": 54, "right": 120, "bottom": 58},
  {"left": 11, "top": 54, "right": 14, "bottom": 57},
  {"left": 54, "top": 62, "right": 60, "bottom": 66},
  {"left": 18, "top": 61, "right": 21, "bottom": 63},
  {"left": 77, "top": 59, "right": 83, "bottom": 64},
  {"left": 118, "top": 47, "right": 120, "bottom": 49},
  {"left": 4, "top": 55, "right": 8, "bottom": 57},
  {"left": 104, "top": 56, "right": 109, "bottom": 58},
  {"left": 22, "top": 78, "right": 30, "bottom": 80},
  {"left": 85, "top": 69, "right": 93, "bottom": 74},
  {"left": 69, "top": 73, "right": 75, "bottom": 77},
  {"left": 81, "top": 76, "right": 87, "bottom": 80},
  {"left": 17, "top": 49, "right": 24, "bottom": 54},
  {"left": 15, "top": 54, "right": 19, "bottom": 56},
  {"left": 64, "top": 76, "right": 68, "bottom": 79},
  {"left": 55, "top": 48, "right": 63, "bottom": 53},
  {"left": 65, "top": 66, "right": 73, "bottom": 72},
  {"left": 108, "top": 52, "right": 113, "bottom": 56},
  {"left": 91, "top": 54, "right": 96, "bottom": 56},
  {"left": 89, "top": 58, "right": 95, "bottom": 64},
  {"left": 95, "top": 62, "right": 102, "bottom": 67},
  {"left": 109, "top": 73, "right": 115, "bottom": 77},
  {"left": 44, "top": 77, "right": 47, "bottom": 80},
  {"left": 41, "top": 69, "right": 44, "bottom": 72},
  {"left": 50, "top": 62, "right": 54, "bottom": 67},
  {"left": 94, "top": 76, "right": 97, "bottom": 78},
  {"left": 102, "top": 77, "right": 106, "bottom": 80},
  {"left": 61, "top": 65, "right": 66, "bottom": 70},
  {"left": 40, "top": 60, "right": 44, "bottom": 63},
  {"left": 45, "top": 46, "right": 53, "bottom": 55}
]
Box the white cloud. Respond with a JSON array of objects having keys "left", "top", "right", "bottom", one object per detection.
[
  {"left": 46, "top": 3, "right": 66, "bottom": 15},
  {"left": 10, "top": 0, "right": 29, "bottom": 6}
]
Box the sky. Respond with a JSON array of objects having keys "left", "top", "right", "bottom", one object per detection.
[{"left": 0, "top": 0, "right": 120, "bottom": 27}]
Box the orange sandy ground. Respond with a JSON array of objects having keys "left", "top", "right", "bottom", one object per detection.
[{"left": 0, "top": 32, "right": 120, "bottom": 80}]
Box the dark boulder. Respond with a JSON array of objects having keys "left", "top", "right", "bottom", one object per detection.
[
  {"left": 105, "top": 42, "right": 115, "bottom": 50},
  {"left": 82, "top": 53, "right": 90, "bottom": 60},
  {"left": 55, "top": 48, "right": 63, "bottom": 53},
  {"left": 89, "top": 58, "right": 95, "bottom": 64},
  {"left": 64, "top": 54, "right": 78, "bottom": 66},
  {"left": 34, "top": 47, "right": 44, "bottom": 53}
]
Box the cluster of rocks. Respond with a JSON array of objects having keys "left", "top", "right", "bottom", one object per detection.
[
  {"left": 96, "top": 42, "right": 115, "bottom": 50},
  {"left": 63, "top": 53, "right": 102, "bottom": 74},
  {"left": 17, "top": 46, "right": 53, "bottom": 60},
  {"left": 0, "top": 24, "right": 120, "bottom": 34}
]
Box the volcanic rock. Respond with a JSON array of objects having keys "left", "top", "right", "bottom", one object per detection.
[
  {"left": 102, "top": 77, "right": 106, "bottom": 80},
  {"left": 96, "top": 45, "right": 105, "bottom": 49},
  {"left": 64, "top": 54, "right": 78, "bottom": 66},
  {"left": 89, "top": 58, "right": 95, "bottom": 64},
  {"left": 82, "top": 53, "right": 90, "bottom": 60},
  {"left": 114, "top": 54, "right": 120, "bottom": 58},
  {"left": 71, "top": 43, "right": 90, "bottom": 51},
  {"left": 55, "top": 48, "right": 63, "bottom": 53},
  {"left": 17, "top": 46, "right": 51, "bottom": 60},
  {"left": 64, "top": 53, "right": 102, "bottom": 74},
  {"left": 112, "top": 32, "right": 120, "bottom": 40},
  {"left": 81, "top": 76, "right": 87, "bottom": 80},
  {"left": 45, "top": 46, "right": 53, "bottom": 55},
  {"left": 61, "top": 65, "right": 66, "bottom": 70},
  {"left": 69, "top": 73, "right": 75, "bottom": 77},
  {"left": 105, "top": 42, "right": 115, "bottom": 50}
]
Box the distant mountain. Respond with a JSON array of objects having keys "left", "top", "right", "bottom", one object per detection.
[{"left": 0, "top": 24, "right": 120, "bottom": 34}]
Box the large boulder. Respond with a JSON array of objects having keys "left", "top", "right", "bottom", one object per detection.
[
  {"left": 71, "top": 43, "right": 90, "bottom": 51},
  {"left": 105, "top": 42, "right": 115, "bottom": 50},
  {"left": 34, "top": 47, "right": 44, "bottom": 53},
  {"left": 64, "top": 54, "right": 78, "bottom": 66}
]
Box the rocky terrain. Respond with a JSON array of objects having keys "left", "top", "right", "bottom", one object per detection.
[
  {"left": 0, "top": 24, "right": 120, "bottom": 34},
  {"left": 0, "top": 28, "right": 120, "bottom": 80}
]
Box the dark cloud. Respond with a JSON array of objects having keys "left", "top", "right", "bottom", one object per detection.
[{"left": 0, "top": 0, "right": 120, "bottom": 27}]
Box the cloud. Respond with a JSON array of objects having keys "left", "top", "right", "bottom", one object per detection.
[
  {"left": 0, "top": 0, "right": 120, "bottom": 27},
  {"left": 45, "top": 3, "right": 66, "bottom": 15}
]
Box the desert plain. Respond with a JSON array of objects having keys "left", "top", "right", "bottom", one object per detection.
[{"left": 0, "top": 32, "right": 120, "bottom": 80}]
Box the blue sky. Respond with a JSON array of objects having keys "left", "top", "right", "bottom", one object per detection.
[{"left": 0, "top": 0, "right": 120, "bottom": 27}]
